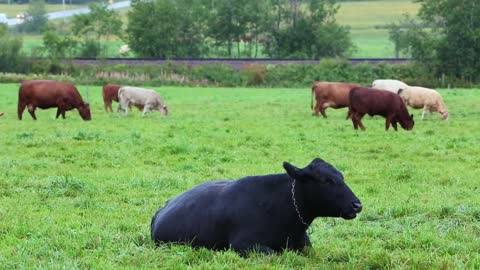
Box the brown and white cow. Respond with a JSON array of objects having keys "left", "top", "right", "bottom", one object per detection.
[
  {"left": 311, "top": 82, "right": 360, "bottom": 119},
  {"left": 18, "top": 80, "right": 91, "bottom": 121},
  {"left": 102, "top": 83, "right": 122, "bottom": 112},
  {"left": 348, "top": 86, "right": 414, "bottom": 131},
  {"left": 118, "top": 86, "right": 168, "bottom": 116}
]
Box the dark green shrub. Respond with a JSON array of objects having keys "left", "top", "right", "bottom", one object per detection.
[
  {"left": 79, "top": 40, "right": 103, "bottom": 58},
  {"left": 0, "top": 25, "right": 24, "bottom": 73}
]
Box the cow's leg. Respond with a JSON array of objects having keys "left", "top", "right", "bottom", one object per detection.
[
  {"left": 117, "top": 99, "right": 122, "bottom": 113},
  {"left": 231, "top": 243, "right": 275, "bottom": 257},
  {"left": 230, "top": 234, "right": 276, "bottom": 257},
  {"left": 142, "top": 104, "right": 152, "bottom": 117},
  {"left": 313, "top": 101, "right": 321, "bottom": 117},
  {"left": 27, "top": 104, "right": 37, "bottom": 120},
  {"left": 351, "top": 111, "right": 359, "bottom": 130},
  {"left": 319, "top": 102, "right": 329, "bottom": 118},
  {"left": 121, "top": 101, "right": 130, "bottom": 116},
  {"left": 352, "top": 118, "right": 358, "bottom": 130},
  {"left": 56, "top": 100, "right": 68, "bottom": 119},
  {"left": 320, "top": 109, "right": 327, "bottom": 118},
  {"left": 346, "top": 109, "right": 352, "bottom": 120},
  {"left": 18, "top": 102, "right": 27, "bottom": 120},
  {"left": 422, "top": 106, "right": 427, "bottom": 120},
  {"left": 286, "top": 233, "right": 312, "bottom": 253},
  {"left": 56, "top": 108, "right": 61, "bottom": 119},
  {"left": 118, "top": 98, "right": 129, "bottom": 115},
  {"left": 104, "top": 100, "right": 112, "bottom": 112},
  {"left": 392, "top": 121, "right": 398, "bottom": 131},
  {"left": 357, "top": 113, "right": 366, "bottom": 131},
  {"left": 385, "top": 117, "right": 392, "bottom": 131}
]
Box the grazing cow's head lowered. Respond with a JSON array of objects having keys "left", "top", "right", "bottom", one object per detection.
[
  {"left": 78, "top": 103, "right": 91, "bottom": 121},
  {"left": 160, "top": 105, "right": 168, "bottom": 116},
  {"left": 399, "top": 114, "right": 414, "bottom": 130},
  {"left": 283, "top": 158, "right": 362, "bottom": 220}
]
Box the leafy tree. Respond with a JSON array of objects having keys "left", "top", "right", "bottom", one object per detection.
[
  {"left": 0, "top": 24, "right": 24, "bottom": 72},
  {"left": 71, "top": 2, "right": 122, "bottom": 57},
  {"left": 208, "top": 0, "right": 250, "bottom": 57},
  {"left": 19, "top": 0, "right": 48, "bottom": 33},
  {"left": 42, "top": 31, "right": 78, "bottom": 59},
  {"left": 126, "top": 0, "right": 208, "bottom": 57},
  {"left": 264, "top": 0, "right": 352, "bottom": 58},
  {"left": 389, "top": 0, "right": 480, "bottom": 81},
  {"left": 237, "top": 0, "right": 272, "bottom": 57}
]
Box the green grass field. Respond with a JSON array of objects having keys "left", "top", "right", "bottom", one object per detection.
[
  {"left": 9, "top": 0, "right": 419, "bottom": 58},
  {"left": 1, "top": 84, "right": 479, "bottom": 269}
]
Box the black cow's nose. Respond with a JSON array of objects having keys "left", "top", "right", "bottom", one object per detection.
[{"left": 352, "top": 202, "right": 363, "bottom": 213}]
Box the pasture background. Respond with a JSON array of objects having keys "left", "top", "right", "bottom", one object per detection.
[
  {"left": 0, "top": 84, "right": 479, "bottom": 269},
  {"left": 7, "top": 0, "right": 420, "bottom": 58}
]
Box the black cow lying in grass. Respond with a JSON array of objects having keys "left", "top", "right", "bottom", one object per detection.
[{"left": 151, "top": 158, "right": 362, "bottom": 256}]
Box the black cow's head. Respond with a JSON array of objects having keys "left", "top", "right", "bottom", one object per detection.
[{"left": 283, "top": 158, "right": 362, "bottom": 220}]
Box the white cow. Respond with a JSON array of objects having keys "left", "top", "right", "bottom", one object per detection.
[
  {"left": 118, "top": 86, "right": 168, "bottom": 116},
  {"left": 119, "top": 45, "right": 130, "bottom": 56},
  {"left": 398, "top": 86, "right": 448, "bottom": 120},
  {"left": 372, "top": 79, "right": 408, "bottom": 94}
]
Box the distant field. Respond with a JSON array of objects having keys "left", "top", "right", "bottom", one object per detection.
[
  {"left": 19, "top": 35, "right": 127, "bottom": 58},
  {"left": 337, "top": 0, "right": 421, "bottom": 57},
  {"left": 10, "top": 0, "right": 420, "bottom": 58},
  {"left": 1, "top": 84, "right": 479, "bottom": 268},
  {"left": 0, "top": 3, "right": 84, "bottom": 18}
]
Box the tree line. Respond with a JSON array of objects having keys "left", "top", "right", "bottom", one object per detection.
[
  {"left": 1, "top": 0, "right": 479, "bottom": 83},
  {"left": 126, "top": 0, "right": 352, "bottom": 59},
  {"left": 388, "top": 0, "right": 480, "bottom": 82}
]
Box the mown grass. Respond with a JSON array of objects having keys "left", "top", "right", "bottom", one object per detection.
[{"left": 1, "top": 84, "right": 479, "bottom": 269}]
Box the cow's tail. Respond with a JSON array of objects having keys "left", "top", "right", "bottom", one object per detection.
[
  {"left": 18, "top": 82, "right": 26, "bottom": 120},
  {"left": 311, "top": 85, "right": 316, "bottom": 111}
]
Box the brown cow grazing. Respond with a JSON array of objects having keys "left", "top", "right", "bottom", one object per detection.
[
  {"left": 18, "top": 80, "right": 91, "bottom": 121},
  {"left": 349, "top": 86, "right": 414, "bottom": 131},
  {"left": 311, "top": 82, "right": 361, "bottom": 119},
  {"left": 102, "top": 83, "right": 122, "bottom": 112}
]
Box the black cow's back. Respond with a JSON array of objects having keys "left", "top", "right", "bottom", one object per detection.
[{"left": 151, "top": 180, "right": 232, "bottom": 249}]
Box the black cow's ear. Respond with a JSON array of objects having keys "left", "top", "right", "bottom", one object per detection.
[{"left": 283, "top": 162, "right": 301, "bottom": 178}]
